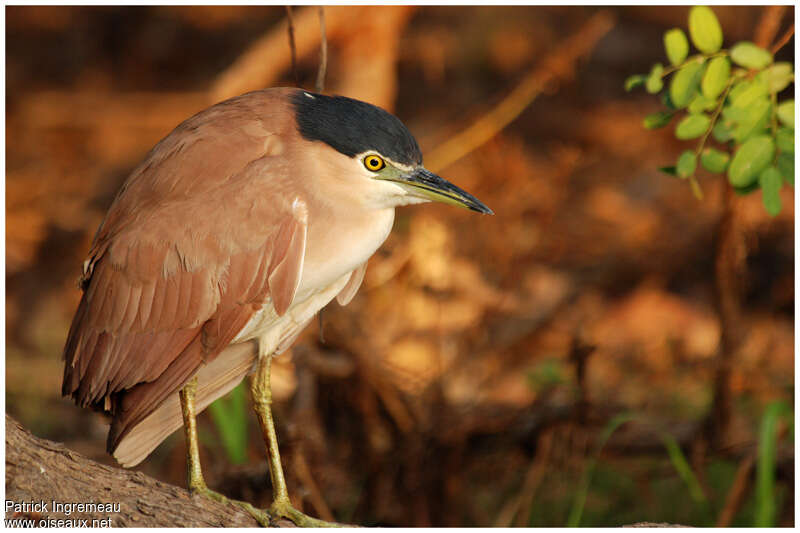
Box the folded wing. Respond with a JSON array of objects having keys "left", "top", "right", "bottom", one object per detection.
[{"left": 62, "top": 100, "right": 309, "bottom": 461}]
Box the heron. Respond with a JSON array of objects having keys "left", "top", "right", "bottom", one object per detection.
[{"left": 62, "top": 87, "right": 492, "bottom": 526}]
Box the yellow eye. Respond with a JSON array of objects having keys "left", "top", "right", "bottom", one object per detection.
[{"left": 363, "top": 154, "right": 386, "bottom": 172}]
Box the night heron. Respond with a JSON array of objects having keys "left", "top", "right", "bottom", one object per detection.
[{"left": 62, "top": 87, "right": 491, "bottom": 526}]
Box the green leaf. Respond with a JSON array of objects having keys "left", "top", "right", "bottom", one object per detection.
[
  {"left": 733, "top": 181, "right": 761, "bottom": 195},
  {"left": 759, "top": 166, "right": 782, "bottom": 216},
  {"left": 777, "top": 152, "right": 794, "bottom": 185},
  {"left": 776, "top": 127, "right": 794, "bottom": 154},
  {"left": 730, "top": 42, "right": 773, "bottom": 70},
  {"left": 643, "top": 110, "right": 674, "bottom": 129},
  {"left": 730, "top": 78, "right": 769, "bottom": 108},
  {"left": 722, "top": 105, "right": 748, "bottom": 122},
  {"left": 664, "top": 28, "right": 689, "bottom": 66},
  {"left": 661, "top": 91, "right": 676, "bottom": 110},
  {"left": 701, "top": 56, "right": 730, "bottom": 99},
  {"left": 670, "top": 59, "right": 705, "bottom": 109},
  {"left": 646, "top": 63, "right": 664, "bottom": 94},
  {"left": 729, "top": 78, "right": 769, "bottom": 109},
  {"left": 688, "top": 6, "right": 723, "bottom": 53},
  {"left": 688, "top": 94, "right": 717, "bottom": 114},
  {"left": 712, "top": 120, "right": 734, "bottom": 142},
  {"left": 701, "top": 147, "right": 730, "bottom": 173},
  {"left": 727, "top": 79, "right": 749, "bottom": 103},
  {"left": 724, "top": 98, "right": 771, "bottom": 142},
  {"left": 677, "top": 150, "right": 697, "bottom": 178},
  {"left": 777, "top": 99, "right": 794, "bottom": 128},
  {"left": 759, "top": 62, "right": 794, "bottom": 94},
  {"left": 659, "top": 165, "right": 678, "bottom": 176},
  {"left": 728, "top": 135, "right": 775, "bottom": 187},
  {"left": 675, "top": 113, "right": 711, "bottom": 139},
  {"left": 526, "top": 358, "right": 567, "bottom": 390},
  {"left": 625, "top": 74, "right": 647, "bottom": 91}
]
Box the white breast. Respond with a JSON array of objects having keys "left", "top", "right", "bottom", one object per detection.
[
  {"left": 234, "top": 202, "right": 395, "bottom": 359},
  {"left": 298, "top": 206, "right": 395, "bottom": 296},
  {"left": 233, "top": 270, "right": 352, "bottom": 357}
]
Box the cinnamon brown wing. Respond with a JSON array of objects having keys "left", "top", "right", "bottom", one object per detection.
[
  {"left": 104, "top": 209, "right": 308, "bottom": 453},
  {"left": 62, "top": 91, "right": 309, "bottom": 460}
]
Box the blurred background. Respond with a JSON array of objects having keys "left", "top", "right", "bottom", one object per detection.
[{"left": 5, "top": 5, "right": 794, "bottom": 527}]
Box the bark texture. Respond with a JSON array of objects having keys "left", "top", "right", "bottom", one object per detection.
[{"left": 4, "top": 415, "right": 283, "bottom": 527}]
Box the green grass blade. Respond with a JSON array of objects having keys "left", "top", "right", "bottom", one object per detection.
[
  {"left": 661, "top": 433, "right": 707, "bottom": 503},
  {"left": 754, "top": 400, "right": 791, "bottom": 527},
  {"left": 567, "top": 413, "right": 635, "bottom": 527},
  {"left": 207, "top": 382, "right": 249, "bottom": 464}
]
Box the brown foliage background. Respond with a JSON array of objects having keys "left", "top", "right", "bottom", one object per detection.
[{"left": 6, "top": 5, "right": 794, "bottom": 526}]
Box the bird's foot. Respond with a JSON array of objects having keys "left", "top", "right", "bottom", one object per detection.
[
  {"left": 190, "top": 484, "right": 341, "bottom": 527},
  {"left": 268, "top": 498, "right": 345, "bottom": 528},
  {"left": 189, "top": 483, "right": 272, "bottom": 527}
]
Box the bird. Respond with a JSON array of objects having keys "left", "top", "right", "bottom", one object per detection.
[{"left": 62, "top": 87, "right": 492, "bottom": 527}]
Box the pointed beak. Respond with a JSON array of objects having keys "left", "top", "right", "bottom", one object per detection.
[{"left": 391, "top": 167, "right": 493, "bottom": 214}]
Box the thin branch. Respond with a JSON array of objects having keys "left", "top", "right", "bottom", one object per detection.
[
  {"left": 210, "top": 7, "right": 365, "bottom": 102},
  {"left": 425, "top": 12, "right": 615, "bottom": 173},
  {"left": 285, "top": 6, "right": 300, "bottom": 87},
  {"left": 770, "top": 24, "right": 794, "bottom": 55},
  {"left": 292, "top": 450, "right": 335, "bottom": 522},
  {"left": 715, "top": 453, "right": 755, "bottom": 527},
  {"left": 705, "top": 2, "right": 782, "bottom": 452},
  {"left": 315, "top": 6, "right": 328, "bottom": 93},
  {"left": 493, "top": 433, "right": 549, "bottom": 527},
  {"left": 754, "top": 5, "right": 787, "bottom": 49}
]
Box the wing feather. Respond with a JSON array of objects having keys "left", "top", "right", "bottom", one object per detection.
[
  {"left": 119, "top": 283, "right": 143, "bottom": 332},
  {"left": 144, "top": 276, "right": 169, "bottom": 331},
  {"left": 76, "top": 330, "right": 99, "bottom": 382},
  {"left": 135, "top": 281, "right": 156, "bottom": 331},
  {"left": 159, "top": 273, "right": 182, "bottom": 329},
  {"left": 107, "top": 279, "right": 131, "bottom": 331},
  {"left": 268, "top": 199, "right": 307, "bottom": 316},
  {"left": 336, "top": 262, "right": 367, "bottom": 306}
]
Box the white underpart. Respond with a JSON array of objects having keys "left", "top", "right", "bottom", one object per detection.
[{"left": 232, "top": 270, "right": 352, "bottom": 357}]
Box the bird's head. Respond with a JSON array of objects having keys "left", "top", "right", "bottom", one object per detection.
[{"left": 290, "top": 90, "right": 493, "bottom": 214}]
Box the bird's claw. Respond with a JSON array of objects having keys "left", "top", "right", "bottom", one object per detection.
[
  {"left": 191, "top": 485, "right": 341, "bottom": 527},
  {"left": 268, "top": 498, "right": 345, "bottom": 528},
  {"left": 189, "top": 484, "right": 270, "bottom": 527}
]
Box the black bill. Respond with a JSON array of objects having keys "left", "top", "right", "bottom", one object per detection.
[{"left": 391, "top": 167, "right": 493, "bottom": 214}]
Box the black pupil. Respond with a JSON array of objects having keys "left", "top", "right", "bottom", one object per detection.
[{"left": 370, "top": 158, "right": 379, "bottom": 167}]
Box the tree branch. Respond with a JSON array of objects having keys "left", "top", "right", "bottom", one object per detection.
[
  {"left": 425, "top": 11, "right": 615, "bottom": 173},
  {"left": 4, "top": 415, "right": 293, "bottom": 527}
]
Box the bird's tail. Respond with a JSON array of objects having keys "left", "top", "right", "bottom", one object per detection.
[{"left": 112, "top": 341, "right": 258, "bottom": 468}]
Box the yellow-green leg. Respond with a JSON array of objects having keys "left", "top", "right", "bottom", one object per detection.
[
  {"left": 250, "top": 355, "right": 343, "bottom": 527},
  {"left": 179, "top": 376, "right": 271, "bottom": 527}
]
